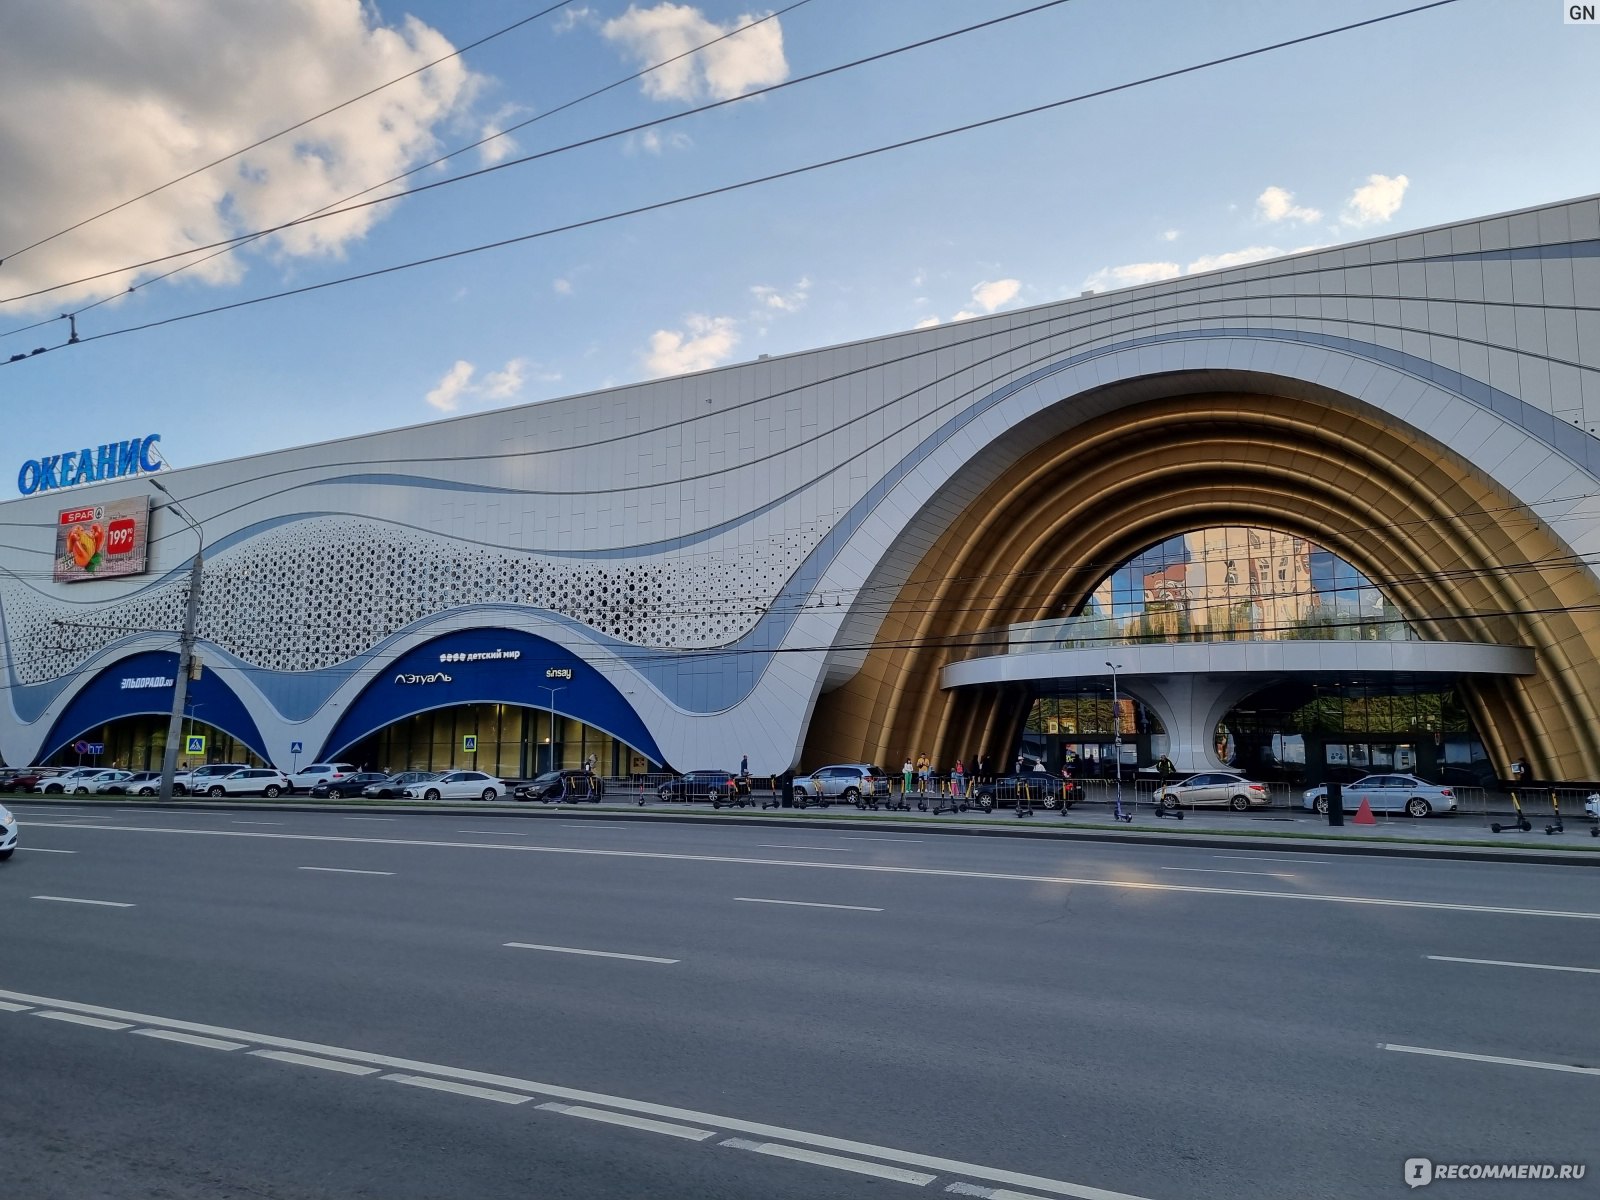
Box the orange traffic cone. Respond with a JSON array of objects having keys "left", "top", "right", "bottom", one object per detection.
[{"left": 1353, "top": 798, "right": 1377, "bottom": 825}]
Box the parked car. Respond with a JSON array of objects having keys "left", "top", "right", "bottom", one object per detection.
[
  {"left": 0, "top": 800, "right": 15, "bottom": 860},
  {"left": 285, "top": 763, "right": 358, "bottom": 793},
  {"left": 792, "top": 764, "right": 891, "bottom": 808},
  {"left": 971, "top": 773, "right": 1077, "bottom": 811},
  {"left": 516, "top": 769, "right": 605, "bottom": 803},
  {"left": 1155, "top": 772, "right": 1272, "bottom": 811},
  {"left": 655, "top": 770, "right": 738, "bottom": 803},
  {"left": 36, "top": 767, "right": 116, "bottom": 794},
  {"left": 401, "top": 770, "right": 505, "bottom": 802},
  {"left": 310, "top": 771, "right": 392, "bottom": 799},
  {"left": 1586, "top": 792, "right": 1600, "bottom": 821},
  {"left": 361, "top": 771, "right": 440, "bottom": 799},
  {"left": 0, "top": 768, "right": 60, "bottom": 793},
  {"left": 173, "top": 764, "right": 248, "bottom": 795},
  {"left": 1302, "top": 774, "right": 1457, "bottom": 817},
  {"left": 99, "top": 771, "right": 164, "bottom": 796},
  {"left": 202, "top": 768, "right": 292, "bottom": 797},
  {"left": 83, "top": 770, "right": 137, "bottom": 794}
]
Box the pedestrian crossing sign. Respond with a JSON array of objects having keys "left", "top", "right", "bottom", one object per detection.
[
  {"left": 462, "top": 735, "right": 478, "bottom": 753},
  {"left": 186, "top": 735, "right": 206, "bottom": 754}
]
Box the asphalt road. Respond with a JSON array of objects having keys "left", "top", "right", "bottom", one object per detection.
[{"left": 2, "top": 805, "right": 1595, "bottom": 1200}]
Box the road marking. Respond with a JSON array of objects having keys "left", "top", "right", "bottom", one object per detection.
[
  {"left": 31, "top": 895, "right": 134, "bottom": 907},
  {"left": 503, "top": 942, "right": 679, "bottom": 964},
  {"left": 1161, "top": 867, "right": 1295, "bottom": 878},
  {"left": 385, "top": 1074, "right": 532, "bottom": 1104},
  {"left": 948, "top": 1184, "right": 1059, "bottom": 1200},
  {"left": 1381, "top": 1043, "right": 1600, "bottom": 1077},
  {"left": 134, "top": 1028, "right": 246, "bottom": 1051},
  {"left": 721, "top": 1138, "right": 936, "bottom": 1186},
  {"left": 0, "top": 984, "right": 1156, "bottom": 1200},
  {"left": 456, "top": 829, "right": 526, "bottom": 836},
  {"left": 251, "top": 1049, "right": 381, "bottom": 1075},
  {"left": 840, "top": 836, "right": 925, "bottom": 842},
  {"left": 344, "top": 817, "right": 397, "bottom": 822},
  {"left": 34, "top": 1010, "right": 133, "bottom": 1030},
  {"left": 0, "top": 1000, "right": 32, "bottom": 1012},
  {"left": 1211, "top": 854, "right": 1331, "bottom": 865},
  {"left": 1426, "top": 955, "right": 1600, "bottom": 976},
  {"left": 25, "top": 821, "right": 1600, "bottom": 922},
  {"left": 18, "top": 847, "right": 76, "bottom": 854},
  {"left": 758, "top": 844, "right": 853, "bottom": 852},
  {"left": 735, "top": 897, "right": 883, "bottom": 912},
  {"left": 540, "top": 1101, "right": 714, "bottom": 1140},
  {"left": 232, "top": 820, "right": 283, "bottom": 825},
  {"left": 298, "top": 866, "right": 394, "bottom": 876}
]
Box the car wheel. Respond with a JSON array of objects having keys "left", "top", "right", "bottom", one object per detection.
[
  {"left": 46, "top": 785, "right": 62, "bottom": 794},
  {"left": 74, "top": 786, "right": 90, "bottom": 794},
  {"left": 842, "top": 787, "right": 860, "bottom": 806},
  {"left": 174, "top": 784, "right": 188, "bottom": 796},
  {"left": 208, "top": 786, "right": 226, "bottom": 798},
  {"left": 1161, "top": 794, "right": 1179, "bottom": 810},
  {"left": 0, "top": 848, "right": 12, "bottom": 860},
  {"left": 1313, "top": 796, "right": 1329, "bottom": 814},
  {"left": 978, "top": 796, "right": 995, "bottom": 811},
  {"left": 657, "top": 786, "right": 673, "bottom": 801},
  {"left": 1229, "top": 795, "right": 1249, "bottom": 811},
  {"left": 139, "top": 787, "right": 155, "bottom": 796},
  {"left": 264, "top": 785, "right": 281, "bottom": 798},
  {"left": 424, "top": 788, "right": 441, "bottom": 803},
  {"left": 481, "top": 788, "right": 498, "bottom": 801},
  {"left": 1406, "top": 797, "right": 1431, "bottom": 818}
]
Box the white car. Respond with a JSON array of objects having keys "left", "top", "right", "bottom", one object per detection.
[
  {"left": 174, "top": 763, "right": 248, "bottom": 795},
  {"left": 86, "top": 770, "right": 137, "bottom": 794},
  {"left": 35, "top": 767, "right": 111, "bottom": 794},
  {"left": 1302, "top": 774, "right": 1457, "bottom": 817},
  {"left": 1585, "top": 793, "right": 1599, "bottom": 820},
  {"left": 0, "top": 801, "right": 15, "bottom": 860},
  {"left": 286, "top": 763, "right": 357, "bottom": 793},
  {"left": 1155, "top": 772, "right": 1271, "bottom": 810},
  {"left": 401, "top": 770, "right": 505, "bottom": 802},
  {"left": 202, "top": 768, "right": 292, "bottom": 798}
]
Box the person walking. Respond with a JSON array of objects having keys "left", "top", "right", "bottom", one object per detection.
[{"left": 902, "top": 756, "right": 914, "bottom": 798}]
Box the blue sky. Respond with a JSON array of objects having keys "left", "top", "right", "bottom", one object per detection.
[{"left": 1, "top": 0, "right": 1594, "bottom": 490}]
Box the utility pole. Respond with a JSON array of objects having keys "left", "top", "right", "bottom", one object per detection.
[
  {"left": 538, "top": 684, "right": 566, "bottom": 773},
  {"left": 153, "top": 478, "right": 203, "bottom": 803},
  {"left": 1106, "top": 660, "right": 1126, "bottom": 822}
]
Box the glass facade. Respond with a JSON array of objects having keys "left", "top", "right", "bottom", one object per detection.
[
  {"left": 46, "top": 715, "right": 266, "bottom": 771},
  {"left": 1019, "top": 689, "right": 1166, "bottom": 777}
]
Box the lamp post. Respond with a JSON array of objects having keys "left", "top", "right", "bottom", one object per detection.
[
  {"left": 537, "top": 684, "right": 566, "bottom": 773},
  {"left": 1105, "top": 660, "right": 1126, "bottom": 821},
  {"left": 152, "top": 478, "right": 203, "bottom": 803}
]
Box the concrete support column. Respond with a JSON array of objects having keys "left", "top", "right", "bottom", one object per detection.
[{"left": 1123, "top": 675, "right": 1269, "bottom": 772}]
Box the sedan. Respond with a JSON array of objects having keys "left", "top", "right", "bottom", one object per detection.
[
  {"left": 309, "top": 771, "right": 393, "bottom": 799},
  {"left": 54, "top": 768, "right": 132, "bottom": 795},
  {"left": 656, "top": 770, "right": 739, "bottom": 802},
  {"left": 1156, "top": 772, "right": 1272, "bottom": 811},
  {"left": 35, "top": 768, "right": 112, "bottom": 794},
  {"left": 1302, "top": 774, "right": 1456, "bottom": 817},
  {"left": 401, "top": 770, "right": 505, "bottom": 802},
  {"left": 0, "top": 801, "right": 16, "bottom": 860},
  {"left": 95, "top": 771, "right": 159, "bottom": 795},
  {"left": 516, "top": 770, "right": 604, "bottom": 803},
  {"left": 203, "top": 768, "right": 291, "bottom": 798},
  {"left": 1, "top": 769, "right": 60, "bottom": 793},
  {"left": 362, "top": 771, "right": 440, "bottom": 799}
]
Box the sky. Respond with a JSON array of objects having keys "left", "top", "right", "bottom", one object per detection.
[{"left": 0, "top": 0, "right": 1596, "bottom": 492}]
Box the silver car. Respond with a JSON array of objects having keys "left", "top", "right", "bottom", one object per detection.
[
  {"left": 1155, "top": 772, "right": 1271, "bottom": 811},
  {"left": 1302, "top": 773, "right": 1457, "bottom": 817},
  {"left": 792, "top": 763, "right": 891, "bottom": 808}
]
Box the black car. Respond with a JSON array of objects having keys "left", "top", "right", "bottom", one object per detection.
[
  {"left": 969, "top": 774, "right": 1077, "bottom": 811},
  {"left": 515, "top": 770, "right": 606, "bottom": 803},
  {"left": 657, "top": 770, "right": 743, "bottom": 803},
  {"left": 310, "top": 771, "right": 393, "bottom": 799}
]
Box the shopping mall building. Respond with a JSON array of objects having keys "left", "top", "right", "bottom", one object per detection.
[{"left": 3, "top": 194, "right": 1598, "bottom": 785}]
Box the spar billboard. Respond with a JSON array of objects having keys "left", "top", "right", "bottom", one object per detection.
[{"left": 54, "top": 496, "right": 152, "bottom": 583}]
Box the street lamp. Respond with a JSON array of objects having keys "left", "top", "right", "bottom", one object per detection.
[
  {"left": 537, "top": 684, "right": 566, "bottom": 772},
  {"left": 1106, "top": 661, "right": 1127, "bottom": 821},
  {"left": 151, "top": 477, "right": 203, "bottom": 803}
]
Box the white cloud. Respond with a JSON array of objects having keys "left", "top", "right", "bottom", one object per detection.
[
  {"left": 0, "top": 0, "right": 484, "bottom": 311},
  {"left": 913, "top": 316, "right": 941, "bottom": 329},
  {"left": 601, "top": 3, "right": 789, "bottom": 102},
  {"left": 626, "top": 127, "right": 692, "bottom": 155},
  {"left": 951, "top": 310, "right": 980, "bottom": 322},
  {"left": 645, "top": 313, "right": 739, "bottom": 376},
  {"left": 970, "top": 278, "right": 1021, "bottom": 313},
  {"left": 552, "top": 277, "right": 573, "bottom": 295},
  {"left": 554, "top": 5, "right": 596, "bottom": 33},
  {"left": 1256, "top": 185, "right": 1322, "bottom": 224},
  {"left": 1080, "top": 261, "right": 1181, "bottom": 292},
  {"left": 424, "top": 356, "right": 534, "bottom": 411},
  {"left": 1185, "top": 245, "right": 1284, "bottom": 273},
  {"left": 1161, "top": 229, "right": 1180, "bottom": 242},
  {"left": 1342, "top": 173, "right": 1409, "bottom": 227},
  {"left": 477, "top": 104, "right": 525, "bottom": 166},
  {"left": 750, "top": 276, "right": 810, "bottom": 313}
]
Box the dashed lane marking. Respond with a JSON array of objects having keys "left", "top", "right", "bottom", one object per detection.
[
  {"left": 947, "top": 1183, "right": 1058, "bottom": 1199},
  {"left": 1381, "top": 1042, "right": 1600, "bottom": 1076},
  {"left": 34, "top": 1010, "right": 133, "bottom": 1030},
  {"left": 17, "top": 847, "right": 76, "bottom": 853},
  {"left": 540, "top": 1102, "right": 715, "bottom": 1140},
  {"left": 0, "top": 984, "right": 1157, "bottom": 1200},
  {"left": 344, "top": 817, "right": 397, "bottom": 821},
  {"left": 31, "top": 895, "right": 134, "bottom": 907},
  {"left": 456, "top": 829, "right": 527, "bottom": 836},
  {"left": 504, "top": 942, "right": 679, "bottom": 964},
  {"left": 385, "top": 1074, "right": 533, "bottom": 1105},
  {"left": 0, "top": 1000, "right": 33, "bottom": 1012},
  {"left": 298, "top": 867, "right": 394, "bottom": 876},
  {"left": 721, "top": 1138, "right": 936, "bottom": 1186},
  {"left": 134, "top": 1028, "right": 246, "bottom": 1051},
  {"left": 1160, "top": 867, "right": 1295, "bottom": 878},
  {"left": 757, "top": 844, "right": 853, "bottom": 852},
  {"left": 1426, "top": 955, "right": 1600, "bottom": 975},
  {"left": 25, "top": 820, "right": 1595, "bottom": 922},
  {"left": 735, "top": 897, "right": 883, "bottom": 912}
]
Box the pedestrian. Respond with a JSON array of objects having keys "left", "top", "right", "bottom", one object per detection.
[
  {"left": 1033, "top": 757, "right": 1046, "bottom": 773},
  {"left": 952, "top": 758, "right": 965, "bottom": 798},
  {"left": 740, "top": 753, "right": 749, "bottom": 779},
  {"left": 917, "top": 753, "right": 930, "bottom": 795},
  {"left": 1015, "top": 754, "right": 1024, "bottom": 775},
  {"left": 902, "top": 756, "right": 914, "bottom": 796},
  {"left": 1510, "top": 756, "right": 1529, "bottom": 786}
]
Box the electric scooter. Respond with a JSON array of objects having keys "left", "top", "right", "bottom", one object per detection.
[
  {"left": 1490, "top": 789, "right": 1533, "bottom": 833},
  {"left": 1544, "top": 788, "right": 1564, "bottom": 836}
]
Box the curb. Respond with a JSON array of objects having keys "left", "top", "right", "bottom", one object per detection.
[{"left": 11, "top": 795, "right": 1598, "bottom": 866}]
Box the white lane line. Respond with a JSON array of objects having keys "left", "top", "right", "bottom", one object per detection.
[
  {"left": 1426, "top": 955, "right": 1600, "bottom": 976},
  {"left": 735, "top": 897, "right": 883, "bottom": 912},
  {"left": 721, "top": 1138, "right": 936, "bottom": 1186},
  {"left": 0, "top": 1000, "right": 34, "bottom": 1012},
  {"left": 0, "top": 985, "right": 1155, "bottom": 1200},
  {"left": 503, "top": 942, "right": 679, "bottom": 965},
  {"left": 1381, "top": 1043, "right": 1600, "bottom": 1077},
  {"left": 134, "top": 1028, "right": 246, "bottom": 1051},
  {"left": 250, "top": 1049, "right": 381, "bottom": 1075},
  {"left": 232, "top": 820, "right": 283, "bottom": 826},
  {"left": 1211, "top": 854, "right": 1332, "bottom": 865},
  {"left": 757, "top": 844, "right": 854, "bottom": 852},
  {"left": 344, "top": 817, "right": 397, "bottom": 822},
  {"left": 840, "top": 835, "right": 925, "bottom": 842},
  {"left": 1161, "top": 867, "right": 1295, "bottom": 878},
  {"left": 18, "top": 847, "right": 76, "bottom": 854},
  {"left": 948, "top": 1184, "right": 1058, "bottom": 1200},
  {"left": 26, "top": 821, "right": 1600, "bottom": 922},
  {"left": 456, "top": 829, "right": 527, "bottom": 836},
  {"left": 298, "top": 866, "right": 395, "bottom": 876},
  {"left": 34, "top": 1010, "right": 133, "bottom": 1030},
  {"left": 31, "top": 895, "right": 134, "bottom": 907},
  {"left": 540, "top": 1101, "right": 714, "bottom": 1140},
  {"left": 385, "top": 1074, "right": 532, "bottom": 1105}
]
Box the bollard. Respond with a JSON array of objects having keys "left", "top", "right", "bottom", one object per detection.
[{"left": 1326, "top": 781, "right": 1344, "bottom": 826}]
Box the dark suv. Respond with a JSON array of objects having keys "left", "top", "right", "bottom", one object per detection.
[
  {"left": 970, "top": 773, "right": 1077, "bottom": 811},
  {"left": 792, "top": 764, "right": 891, "bottom": 809},
  {"left": 515, "top": 770, "right": 605, "bottom": 803},
  {"left": 657, "top": 770, "right": 744, "bottom": 804}
]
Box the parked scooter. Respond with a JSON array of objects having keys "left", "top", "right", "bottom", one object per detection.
[{"left": 1491, "top": 790, "right": 1533, "bottom": 834}]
